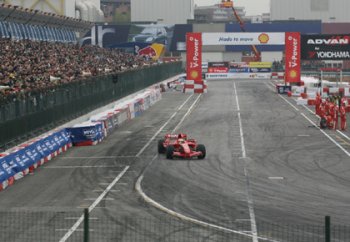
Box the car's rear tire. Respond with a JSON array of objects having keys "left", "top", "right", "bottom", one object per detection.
[
  {"left": 166, "top": 145, "right": 174, "bottom": 159},
  {"left": 197, "top": 144, "right": 206, "bottom": 159},
  {"left": 158, "top": 139, "right": 165, "bottom": 153}
]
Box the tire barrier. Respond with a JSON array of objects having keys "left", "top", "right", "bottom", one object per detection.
[{"left": 0, "top": 86, "right": 162, "bottom": 191}]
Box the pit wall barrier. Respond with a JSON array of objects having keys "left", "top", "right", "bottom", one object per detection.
[{"left": 0, "top": 85, "right": 163, "bottom": 191}]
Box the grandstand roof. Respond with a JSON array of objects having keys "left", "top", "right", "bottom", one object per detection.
[{"left": 0, "top": 4, "right": 93, "bottom": 33}]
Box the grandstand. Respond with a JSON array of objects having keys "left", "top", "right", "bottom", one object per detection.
[{"left": 0, "top": 3, "right": 177, "bottom": 149}]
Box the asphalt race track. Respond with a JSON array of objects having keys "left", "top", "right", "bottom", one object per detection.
[{"left": 1, "top": 79, "right": 350, "bottom": 242}]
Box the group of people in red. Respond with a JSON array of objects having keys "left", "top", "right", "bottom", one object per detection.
[{"left": 315, "top": 93, "right": 347, "bottom": 130}]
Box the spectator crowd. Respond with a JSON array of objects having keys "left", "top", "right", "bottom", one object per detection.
[{"left": 0, "top": 38, "right": 151, "bottom": 105}]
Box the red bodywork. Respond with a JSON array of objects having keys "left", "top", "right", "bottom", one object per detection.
[{"left": 159, "top": 134, "right": 205, "bottom": 159}]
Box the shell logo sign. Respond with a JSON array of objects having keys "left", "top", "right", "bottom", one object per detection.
[
  {"left": 186, "top": 33, "right": 203, "bottom": 85},
  {"left": 190, "top": 70, "right": 199, "bottom": 79},
  {"left": 285, "top": 32, "right": 301, "bottom": 83},
  {"left": 258, "top": 33, "right": 270, "bottom": 44}
]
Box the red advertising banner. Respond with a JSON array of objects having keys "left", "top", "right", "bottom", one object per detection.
[
  {"left": 208, "top": 67, "right": 229, "bottom": 73},
  {"left": 285, "top": 32, "right": 301, "bottom": 83},
  {"left": 186, "top": 33, "right": 202, "bottom": 84}
]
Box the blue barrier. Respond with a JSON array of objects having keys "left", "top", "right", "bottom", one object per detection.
[
  {"left": 66, "top": 122, "right": 104, "bottom": 146},
  {"left": 0, "top": 128, "right": 73, "bottom": 190}
]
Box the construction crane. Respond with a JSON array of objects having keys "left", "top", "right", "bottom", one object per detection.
[{"left": 220, "top": 0, "right": 261, "bottom": 61}]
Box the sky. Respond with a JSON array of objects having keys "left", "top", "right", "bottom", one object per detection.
[{"left": 194, "top": 0, "right": 271, "bottom": 15}]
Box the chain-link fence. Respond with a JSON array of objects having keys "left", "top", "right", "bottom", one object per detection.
[{"left": 0, "top": 209, "right": 349, "bottom": 242}]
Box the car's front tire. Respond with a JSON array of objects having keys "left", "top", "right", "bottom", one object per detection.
[
  {"left": 166, "top": 145, "right": 175, "bottom": 159},
  {"left": 158, "top": 139, "right": 165, "bottom": 153}
]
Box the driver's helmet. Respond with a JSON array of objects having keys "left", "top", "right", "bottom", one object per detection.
[
  {"left": 178, "top": 133, "right": 187, "bottom": 139},
  {"left": 178, "top": 138, "right": 185, "bottom": 144}
]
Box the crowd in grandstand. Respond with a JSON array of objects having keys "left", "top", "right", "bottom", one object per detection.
[{"left": 0, "top": 38, "right": 151, "bottom": 105}]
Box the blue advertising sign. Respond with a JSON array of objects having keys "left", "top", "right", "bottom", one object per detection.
[
  {"left": 13, "top": 149, "right": 34, "bottom": 169},
  {"left": 229, "top": 68, "right": 250, "bottom": 73},
  {"left": 249, "top": 68, "right": 272, "bottom": 73},
  {"left": 36, "top": 140, "right": 51, "bottom": 157},
  {"left": 24, "top": 145, "right": 41, "bottom": 165},
  {"left": 61, "top": 129, "right": 71, "bottom": 144},
  {"left": 95, "top": 123, "right": 104, "bottom": 140},
  {"left": 134, "top": 100, "right": 144, "bottom": 117},
  {"left": 53, "top": 133, "right": 64, "bottom": 148},
  {"left": 67, "top": 123, "right": 102, "bottom": 143},
  {"left": 43, "top": 136, "right": 57, "bottom": 154},
  {"left": 0, "top": 157, "right": 15, "bottom": 181},
  {"left": 4, "top": 153, "right": 25, "bottom": 174},
  {"left": 0, "top": 157, "right": 13, "bottom": 182}
]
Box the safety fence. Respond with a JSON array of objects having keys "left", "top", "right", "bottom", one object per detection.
[
  {"left": 0, "top": 210, "right": 349, "bottom": 242},
  {"left": 0, "top": 62, "right": 182, "bottom": 150}
]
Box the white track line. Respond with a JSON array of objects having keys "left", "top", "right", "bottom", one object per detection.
[
  {"left": 44, "top": 165, "right": 121, "bottom": 169},
  {"left": 135, "top": 174, "right": 277, "bottom": 242},
  {"left": 136, "top": 94, "right": 194, "bottom": 157},
  {"left": 337, "top": 130, "right": 350, "bottom": 141},
  {"left": 301, "top": 113, "right": 350, "bottom": 157},
  {"left": 266, "top": 83, "right": 298, "bottom": 111},
  {"left": 61, "top": 156, "right": 137, "bottom": 159},
  {"left": 134, "top": 93, "right": 277, "bottom": 241},
  {"left": 269, "top": 82, "right": 350, "bottom": 157},
  {"left": 172, "top": 94, "right": 202, "bottom": 132},
  {"left": 58, "top": 166, "right": 129, "bottom": 242},
  {"left": 233, "top": 82, "right": 258, "bottom": 242}
]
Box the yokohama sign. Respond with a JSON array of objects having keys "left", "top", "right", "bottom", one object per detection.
[
  {"left": 285, "top": 32, "right": 301, "bottom": 83},
  {"left": 301, "top": 34, "right": 350, "bottom": 60},
  {"left": 186, "top": 33, "right": 202, "bottom": 84}
]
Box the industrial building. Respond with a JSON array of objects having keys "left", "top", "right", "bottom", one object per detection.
[
  {"left": 131, "top": 0, "right": 194, "bottom": 24},
  {"left": 270, "top": 0, "right": 350, "bottom": 22}
]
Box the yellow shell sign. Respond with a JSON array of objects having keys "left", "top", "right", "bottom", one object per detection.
[
  {"left": 258, "top": 33, "right": 270, "bottom": 44},
  {"left": 289, "top": 70, "right": 298, "bottom": 79},
  {"left": 190, "top": 71, "right": 199, "bottom": 79}
]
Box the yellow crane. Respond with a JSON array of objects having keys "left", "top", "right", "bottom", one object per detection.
[{"left": 220, "top": 0, "right": 261, "bottom": 61}]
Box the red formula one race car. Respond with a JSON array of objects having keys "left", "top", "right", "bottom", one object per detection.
[{"left": 158, "top": 133, "right": 206, "bottom": 159}]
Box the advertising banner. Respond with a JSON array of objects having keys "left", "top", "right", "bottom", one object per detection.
[
  {"left": 35, "top": 140, "right": 50, "bottom": 158},
  {"left": 229, "top": 68, "right": 250, "bottom": 73},
  {"left": 208, "top": 62, "right": 229, "bottom": 73},
  {"left": 249, "top": 68, "right": 271, "bottom": 73},
  {"left": 206, "top": 73, "right": 271, "bottom": 79},
  {"left": 186, "top": 33, "right": 202, "bottom": 84},
  {"left": 14, "top": 149, "right": 34, "bottom": 169},
  {"left": 43, "top": 136, "right": 58, "bottom": 154},
  {"left": 249, "top": 62, "right": 272, "bottom": 68},
  {"left": 285, "top": 32, "right": 301, "bottom": 83},
  {"left": 5, "top": 153, "right": 25, "bottom": 174},
  {"left": 67, "top": 123, "right": 100, "bottom": 144},
  {"left": 202, "top": 32, "right": 285, "bottom": 46},
  {"left": 301, "top": 34, "right": 350, "bottom": 60},
  {"left": 0, "top": 157, "right": 14, "bottom": 182}
]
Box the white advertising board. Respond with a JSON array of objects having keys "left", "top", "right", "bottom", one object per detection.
[
  {"left": 202, "top": 32, "right": 285, "bottom": 46},
  {"left": 206, "top": 73, "right": 271, "bottom": 80}
]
